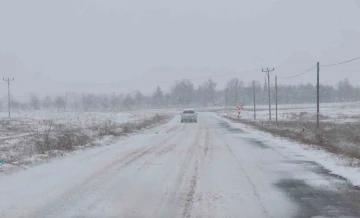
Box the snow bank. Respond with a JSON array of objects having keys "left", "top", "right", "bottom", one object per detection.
[{"left": 217, "top": 115, "right": 360, "bottom": 187}]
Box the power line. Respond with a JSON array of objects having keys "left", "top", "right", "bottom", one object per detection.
[
  {"left": 319, "top": 69, "right": 360, "bottom": 72},
  {"left": 321, "top": 56, "right": 360, "bottom": 67},
  {"left": 156, "top": 69, "right": 262, "bottom": 83},
  {"left": 93, "top": 68, "right": 262, "bottom": 85},
  {"left": 278, "top": 65, "right": 317, "bottom": 79}
]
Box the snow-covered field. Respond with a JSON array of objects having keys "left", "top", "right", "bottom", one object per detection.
[
  {"left": 219, "top": 101, "right": 360, "bottom": 123},
  {"left": 0, "top": 111, "right": 153, "bottom": 147},
  {"left": 1, "top": 113, "right": 360, "bottom": 217},
  {"left": 0, "top": 110, "right": 153, "bottom": 124},
  {"left": 0, "top": 110, "right": 173, "bottom": 172},
  {"left": 218, "top": 102, "right": 360, "bottom": 184},
  {"left": 0, "top": 109, "right": 172, "bottom": 135}
]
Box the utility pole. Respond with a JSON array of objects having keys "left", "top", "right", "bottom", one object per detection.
[
  {"left": 317, "top": 62, "right": 320, "bottom": 128},
  {"left": 262, "top": 68, "right": 275, "bottom": 120},
  {"left": 64, "top": 92, "right": 68, "bottom": 112},
  {"left": 253, "top": 81, "right": 256, "bottom": 120},
  {"left": 225, "top": 88, "right": 228, "bottom": 109},
  {"left": 275, "top": 76, "right": 278, "bottom": 123},
  {"left": 82, "top": 92, "right": 85, "bottom": 112},
  {"left": 235, "top": 79, "right": 239, "bottom": 105},
  {"left": 3, "top": 78, "right": 14, "bottom": 119}
]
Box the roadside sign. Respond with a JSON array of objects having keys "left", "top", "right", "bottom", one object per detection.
[{"left": 236, "top": 104, "right": 243, "bottom": 119}]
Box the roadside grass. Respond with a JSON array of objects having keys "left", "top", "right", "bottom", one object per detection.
[
  {"left": 0, "top": 114, "right": 171, "bottom": 171},
  {"left": 224, "top": 116, "right": 360, "bottom": 161}
]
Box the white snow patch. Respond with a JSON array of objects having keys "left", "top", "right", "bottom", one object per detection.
[
  {"left": 217, "top": 101, "right": 360, "bottom": 123},
  {"left": 0, "top": 111, "right": 171, "bottom": 174},
  {"left": 216, "top": 115, "right": 360, "bottom": 187}
]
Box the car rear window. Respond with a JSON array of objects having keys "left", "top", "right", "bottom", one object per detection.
[{"left": 183, "top": 110, "right": 195, "bottom": 114}]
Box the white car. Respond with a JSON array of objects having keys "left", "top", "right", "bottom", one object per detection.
[{"left": 181, "top": 109, "right": 198, "bottom": 123}]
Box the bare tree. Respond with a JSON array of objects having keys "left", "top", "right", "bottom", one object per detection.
[
  {"left": 135, "top": 91, "right": 144, "bottom": 109},
  {"left": 110, "top": 93, "right": 121, "bottom": 111},
  {"left": 337, "top": 78, "right": 354, "bottom": 102},
  {"left": 152, "top": 86, "right": 164, "bottom": 108},
  {"left": 123, "top": 94, "right": 135, "bottom": 110},
  {"left": 54, "top": 96, "right": 66, "bottom": 111},
  {"left": 42, "top": 96, "right": 53, "bottom": 109},
  {"left": 170, "top": 80, "right": 194, "bottom": 107},
  {"left": 198, "top": 79, "right": 217, "bottom": 106},
  {"left": 98, "top": 94, "right": 110, "bottom": 111},
  {"left": 226, "top": 78, "right": 244, "bottom": 106},
  {"left": 30, "top": 93, "right": 41, "bottom": 110}
]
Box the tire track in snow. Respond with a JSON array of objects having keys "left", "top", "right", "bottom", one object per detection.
[
  {"left": 83, "top": 125, "right": 191, "bottom": 216},
  {"left": 69, "top": 125, "right": 189, "bottom": 217},
  {"left": 203, "top": 127, "right": 210, "bottom": 157},
  {"left": 182, "top": 161, "right": 199, "bottom": 218},
  {"left": 135, "top": 124, "right": 187, "bottom": 174},
  {"left": 179, "top": 125, "right": 203, "bottom": 218},
  {"left": 155, "top": 124, "right": 203, "bottom": 218},
  {"left": 74, "top": 121, "right": 173, "bottom": 163},
  {"left": 215, "top": 130, "right": 271, "bottom": 218},
  {"left": 28, "top": 124, "right": 184, "bottom": 218}
]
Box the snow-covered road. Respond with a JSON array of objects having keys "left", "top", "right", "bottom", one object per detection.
[{"left": 1, "top": 113, "right": 360, "bottom": 218}]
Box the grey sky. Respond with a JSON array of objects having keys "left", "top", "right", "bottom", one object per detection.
[{"left": 0, "top": 0, "right": 360, "bottom": 97}]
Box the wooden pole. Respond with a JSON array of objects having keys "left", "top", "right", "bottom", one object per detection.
[
  {"left": 253, "top": 81, "right": 256, "bottom": 120},
  {"left": 275, "top": 76, "right": 278, "bottom": 123},
  {"left": 317, "top": 62, "right": 320, "bottom": 128}
]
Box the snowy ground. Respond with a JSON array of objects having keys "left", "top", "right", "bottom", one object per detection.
[
  {"left": 217, "top": 102, "right": 360, "bottom": 164},
  {"left": 219, "top": 101, "right": 360, "bottom": 123},
  {"left": 1, "top": 113, "right": 360, "bottom": 217},
  {"left": 0, "top": 110, "right": 158, "bottom": 126},
  {"left": 0, "top": 110, "right": 172, "bottom": 172},
  {"left": 0, "top": 109, "right": 171, "bottom": 139},
  {"left": 217, "top": 115, "right": 360, "bottom": 186}
]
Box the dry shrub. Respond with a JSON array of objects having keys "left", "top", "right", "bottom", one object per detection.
[
  {"left": 98, "top": 114, "right": 170, "bottom": 137},
  {"left": 35, "top": 129, "right": 91, "bottom": 152},
  {"left": 120, "top": 125, "right": 131, "bottom": 134},
  {"left": 35, "top": 120, "right": 54, "bottom": 154},
  {"left": 4, "top": 113, "right": 171, "bottom": 165},
  {"left": 54, "top": 131, "right": 90, "bottom": 151}
]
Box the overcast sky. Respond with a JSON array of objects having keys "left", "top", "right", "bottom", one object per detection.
[{"left": 0, "top": 0, "right": 360, "bottom": 97}]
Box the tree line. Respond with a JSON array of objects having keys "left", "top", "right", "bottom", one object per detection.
[{"left": 1, "top": 78, "right": 359, "bottom": 112}]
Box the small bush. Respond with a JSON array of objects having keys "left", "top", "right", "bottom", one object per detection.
[
  {"left": 98, "top": 114, "right": 170, "bottom": 137},
  {"left": 54, "top": 131, "right": 90, "bottom": 151},
  {"left": 2, "top": 113, "right": 171, "bottom": 165}
]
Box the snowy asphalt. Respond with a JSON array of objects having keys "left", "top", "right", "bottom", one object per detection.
[{"left": 1, "top": 113, "right": 360, "bottom": 218}]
